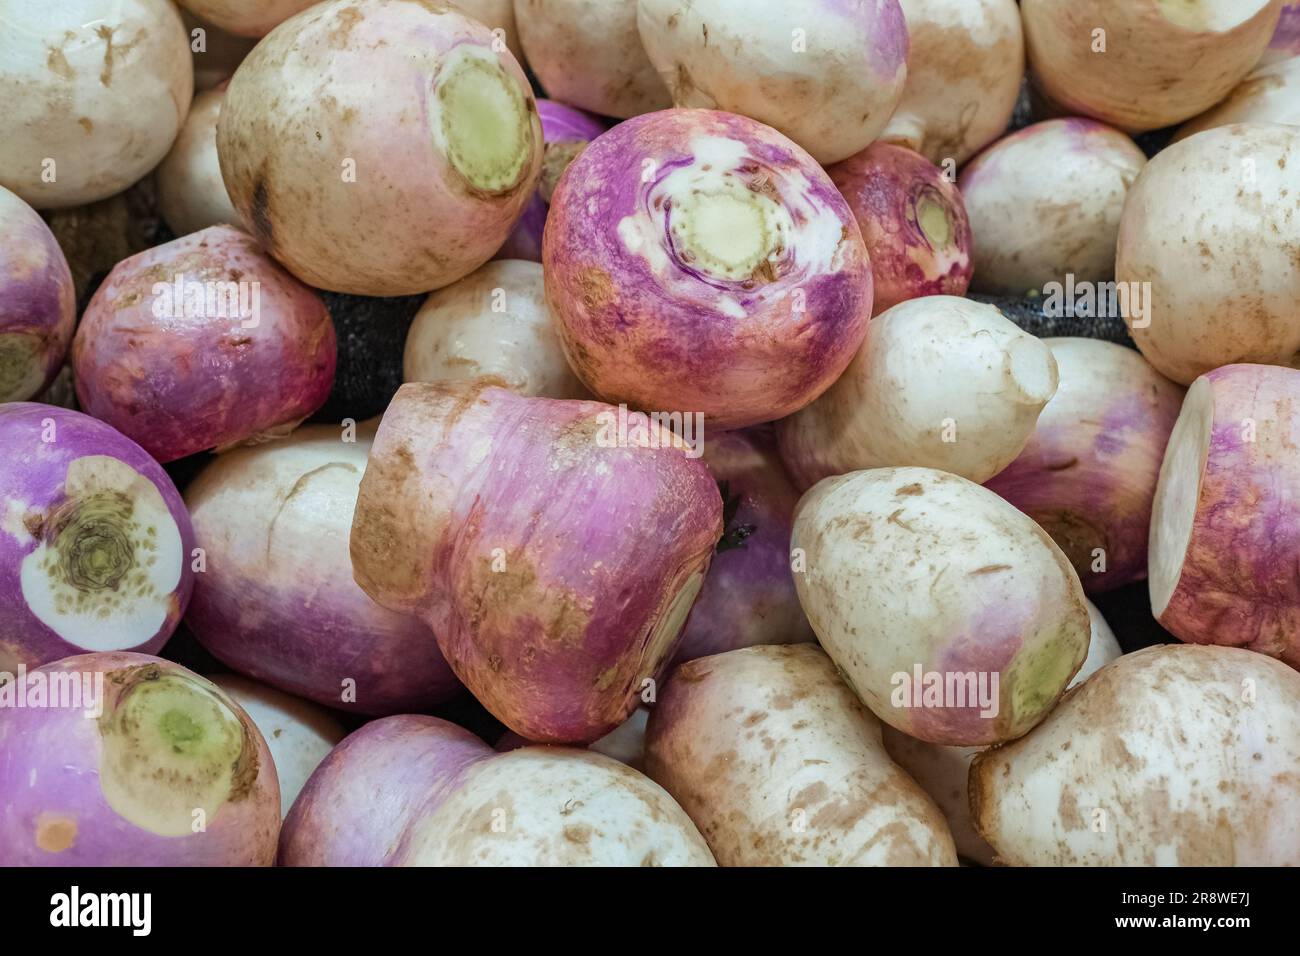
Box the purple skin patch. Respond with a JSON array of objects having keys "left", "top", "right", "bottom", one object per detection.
[
  {"left": 72, "top": 225, "right": 337, "bottom": 463},
  {"left": 1271, "top": 3, "right": 1300, "bottom": 56}
]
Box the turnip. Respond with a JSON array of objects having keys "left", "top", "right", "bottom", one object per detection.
[
  {"left": 156, "top": 87, "right": 240, "bottom": 238},
  {"left": 0, "top": 186, "right": 76, "bottom": 403},
  {"left": 72, "top": 225, "right": 336, "bottom": 463},
  {"left": 403, "top": 259, "right": 588, "bottom": 400},
  {"left": 350, "top": 382, "right": 723, "bottom": 743},
  {"left": 217, "top": 0, "right": 543, "bottom": 295},
  {"left": 494, "top": 100, "right": 606, "bottom": 263},
  {"left": 1021, "top": 0, "right": 1283, "bottom": 132},
  {"left": 881, "top": 0, "right": 1024, "bottom": 166},
  {"left": 1115, "top": 123, "right": 1300, "bottom": 384},
  {"left": 1259, "top": 1, "right": 1300, "bottom": 63},
  {"left": 208, "top": 675, "right": 345, "bottom": 818},
  {"left": 545, "top": 109, "right": 873, "bottom": 431},
  {"left": 971, "top": 644, "right": 1300, "bottom": 866},
  {"left": 182, "top": 9, "right": 256, "bottom": 91},
  {"left": 0, "top": 0, "right": 193, "bottom": 208},
  {"left": 826, "top": 142, "right": 972, "bottom": 317},
  {"left": 497, "top": 708, "right": 650, "bottom": 770},
  {"left": 0, "top": 405, "right": 193, "bottom": 673},
  {"left": 176, "top": 0, "right": 320, "bottom": 38},
  {"left": 959, "top": 119, "right": 1147, "bottom": 296},
  {"left": 636, "top": 0, "right": 909, "bottom": 165},
  {"left": 985, "top": 338, "right": 1184, "bottom": 595},
  {"left": 791, "top": 467, "right": 1091, "bottom": 746},
  {"left": 1149, "top": 364, "right": 1300, "bottom": 668},
  {"left": 453, "top": 0, "right": 524, "bottom": 64},
  {"left": 776, "top": 297, "right": 1059, "bottom": 489},
  {"left": 512, "top": 0, "right": 670, "bottom": 119},
  {"left": 1175, "top": 55, "right": 1300, "bottom": 141},
  {"left": 644, "top": 644, "right": 958, "bottom": 866},
  {"left": 0, "top": 653, "right": 280, "bottom": 865}
]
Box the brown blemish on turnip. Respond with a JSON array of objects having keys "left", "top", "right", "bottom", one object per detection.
[{"left": 35, "top": 814, "right": 78, "bottom": 853}]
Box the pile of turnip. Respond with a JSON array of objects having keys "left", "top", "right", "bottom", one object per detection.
[{"left": 1, "top": 0, "right": 1299, "bottom": 871}]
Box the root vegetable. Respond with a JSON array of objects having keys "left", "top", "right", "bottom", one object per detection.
[
  {"left": 0, "top": 653, "right": 279, "bottom": 865},
  {"left": 791, "top": 467, "right": 1091, "bottom": 746},
  {"left": 182, "top": 10, "right": 257, "bottom": 91},
  {"left": 452, "top": 1, "right": 524, "bottom": 64},
  {"left": 0, "top": 186, "right": 76, "bottom": 402},
  {"left": 1115, "top": 123, "right": 1300, "bottom": 384},
  {"left": 403, "top": 260, "right": 587, "bottom": 399},
  {"left": 971, "top": 644, "right": 1300, "bottom": 865},
  {"left": 349, "top": 381, "right": 723, "bottom": 743},
  {"left": 185, "top": 424, "right": 462, "bottom": 715},
  {"left": 0, "top": 0, "right": 193, "bottom": 208},
  {"left": 0, "top": 405, "right": 193, "bottom": 672},
  {"left": 636, "top": 0, "right": 909, "bottom": 164},
  {"left": 1259, "top": 0, "right": 1300, "bottom": 63},
  {"left": 1175, "top": 55, "right": 1300, "bottom": 140},
  {"left": 1149, "top": 364, "right": 1300, "bottom": 668},
  {"left": 1021, "top": 0, "right": 1282, "bottom": 132},
  {"left": 985, "top": 338, "right": 1184, "bottom": 595},
  {"left": 176, "top": 1, "right": 319, "bottom": 38},
  {"left": 776, "top": 296, "right": 1058, "bottom": 489},
  {"left": 827, "top": 142, "right": 972, "bottom": 316},
  {"left": 644, "top": 643, "right": 958, "bottom": 866},
  {"left": 497, "top": 707, "right": 650, "bottom": 770},
  {"left": 72, "top": 225, "right": 336, "bottom": 463},
  {"left": 217, "top": 0, "right": 542, "bottom": 295},
  {"left": 156, "top": 88, "right": 241, "bottom": 237},
  {"left": 960, "top": 119, "right": 1147, "bottom": 295},
  {"left": 545, "top": 109, "right": 873, "bottom": 431}
]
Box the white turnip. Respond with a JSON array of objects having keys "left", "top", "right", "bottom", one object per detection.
[
  {"left": 176, "top": 0, "right": 318, "bottom": 38},
  {"left": 1175, "top": 55, "right": 1300, "bottom": 140},
  {"left": 156, "top": 87, "right": 241, "bottom": 237}
]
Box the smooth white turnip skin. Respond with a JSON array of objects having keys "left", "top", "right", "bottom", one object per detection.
[
  {"left": 0, "top": 186, "right": 76, "bottom": 402},
  {"left": 217, "top": 0, "right": 543, "bottom": 296},
  {"left": 1175, "top": 55, "right": 1300, "bottom": 141},
  {"left": 545, "top": 109, "right": 874, "bottom": 431},
  {"left": 0, "top": 1, "right": 193, "bottom": 209},
  {"left": 972, "top": 644, "right": 1300, "bottom": 866},
  {"left": 0, "top": 653, "right": 280, "bottom": 866},
  {"left": 185, "top": 424, "right": 462, "bottom": 714},
  {"left": 985, "top": 339, "right": 1184, "bottom": 595},
  {"left": 1259, "top": 1, "right": 1300, "bottom": 62},
  {"left": 675, "top": 427, "right": 814, "bottom": 663},
  {"left": 792, "top": 467, "right": 1091, "bottom": 746},
  {"left": 72, "top": 225, "right": 336, "bottom": 463},
  {"left": 1149, "top": 365, "right": 1300, "bottom": 669},
  {"left": 882, "top": 0, "right": 1023, "bottom": 166},
  {"left": 182, "top": 9, "right": 257, "bottom": 91},
  {"left": 883, "top": 599, "right": 1121, "bottom": 865},
  {"left": 208, "top": 675, "right": 345, "bottom": 818},
  {"left": 645, "top": 644, "right": 958, "bottom": 866},
  {"left": 403, "top": 259, "right": 588, "bottom": 399},
  {"left": 1021, "top": 0, "right": 1282, "bottom": 132},
  {"left": 827, "top": 142, "right": 972, "bottom": 317},
  {"left": 513, "top": 0, "right": 670, "bottom": 118},
  {"left": 156, "top": 87, "right": 241, "bottom": 238},
  {"left": 496, "top": 707, "right": 650, "bottom": 770},
  {"left": 177, "top": 0, "right": 320, "bottom": 38},
  {"left": 1116, "top": 124, "right": 1300, "bottom": 385},
  {"left": 776, "top": 297, "right": 1059, "bottom": 490},
  {"left": 350, "top": 382, "right": 723, "bottom": 743},
  {"left": 637, "top": 0, "right": 909, "bottom": 165},
  {"left": 0, "top": 405, "right": 194, "bottom": 673},
  {"left": 959, "top": 119, "right": 1147, "bottom": 295}
]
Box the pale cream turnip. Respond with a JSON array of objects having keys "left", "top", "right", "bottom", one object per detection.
[
  {"left": 156, "top": 88, "right": 240, "bottom": 237},
  {"left": 1175, "top": 55, "right": 1300, "bottom": 140}
]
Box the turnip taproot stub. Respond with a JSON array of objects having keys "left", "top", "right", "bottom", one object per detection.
[
  {"left": 1175, "top": 55, "right": 1300, "bottom": 140},
  {"left": 0, "top": 405, "right": 193, "bottom": 672},
  {"left": 972, "top": 645, "right": 1300, "bottom": 866},
  {"left": 156, "top": 87, "right": 241, "bottom": 238},
  {"left": 0, "top": 653, "right": 280, "bottom": 866},
  {"left": 985, "top": 339, "right": 1184, "bottom": 595},
  {"left": 1021, "top": 0, "right": 1282, "bottom": 132},
  {"left": 545, "top": 109, "right": 873, "bottom": 431},
  {"left": 791, "top": 468, "right": 1091, "bottom": 746},
  {"left": 776, "top": 297, "right": 1058, "bottom": 489},
  {"left": 1115, "top": 124, "right": 1300, "bottom": 384},
  {"left": 645, "top": 644, "right": 958, "bottom": 866},
  {"left": 217, "top": 0, "right": 542, "bottom": 295},
  {"left": 0, "top": 186, "right": 76, "bottom": 403},
  {"left": 827, "top": 143, "right": 972, "bottom": 317},
  {"left": 72, "top": 225, "right": 336, "bottom": 463},
  {"left": 176, "top": 0, "right": 318, "bottom": 38},
  {"left": 1149, "top": 365, "right": 1300, "bottom": 668},
  {"left": 349, "top": 382, "right": 723, "bottom": 743},
  {"left": 185, "top": 424, "right": 461, "bottom": 715},
  {"left": 0, "top": 1, "right": 194, "bottom": 208},
  {"left": 403, "top": 259, "right": 588, "bottom": 400},
  {"left": 960, "top": 119, "right": 1147, "bottom": 296}
]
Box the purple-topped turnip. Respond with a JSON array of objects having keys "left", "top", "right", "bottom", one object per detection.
[
  {"left": 496, "top": 708, "right": 650, "bottom": 770},
  {"left": 1259, "top": 1, "right": 1300, "bottom": 63},
  {"left": 72, "top": 225, "right": 336, "bottom": 463},
  {"left": 156, "top": 87, "right": 241, "bottom": 237},
  {"left": 217, "top": 0, "right": 543, "bottom": 295},
  {"left": 0, "top": 186, "right": 76, "bottom": 403},
  {"left": 545, "top": 109, "right": 873, "bottom": 431},
  {"left": 0, "top": 405, "right": 193, "bottom": 673},
  {"left": 1176, "top": 55, "right": 1300, "bottom": 140},
  {"left": 176, "top": 0, "right": 320, "bottom": 38}
]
